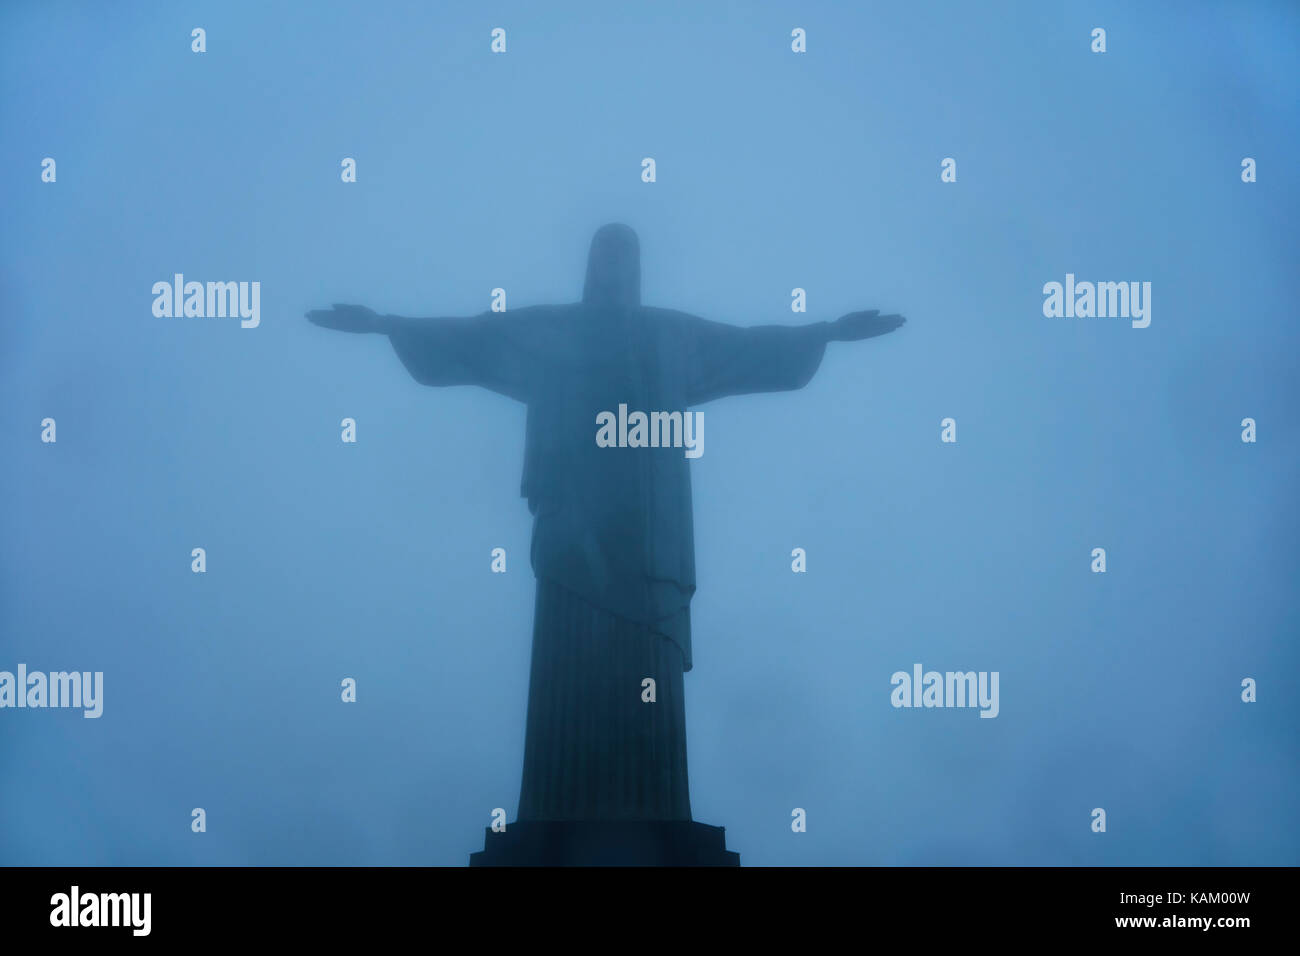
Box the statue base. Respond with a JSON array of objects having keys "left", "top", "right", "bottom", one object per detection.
[{"left": 469, "top": 820, "right": 740, "bottom": 867}]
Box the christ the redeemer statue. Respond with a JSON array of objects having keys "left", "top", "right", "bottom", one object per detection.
[{"left": 308, "top": 223, "right": 904, "bottom": 865}]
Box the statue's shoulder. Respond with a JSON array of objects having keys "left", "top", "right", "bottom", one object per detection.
[
  {"left": 483, "top": 303, "right": 597, "bottom": 361},
  {"left": 489, "top": 303, "right": 581, "bottom": 323},
  {"left": 638, "top": 306, "right": 701, "bottom": 329},
  {"left": 481, "top": 303, "right": 587, "bottom": 341}
]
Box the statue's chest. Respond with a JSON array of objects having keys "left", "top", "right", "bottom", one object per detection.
[{"left": 564, "top": 321, "right": 684, "bottom": 406}]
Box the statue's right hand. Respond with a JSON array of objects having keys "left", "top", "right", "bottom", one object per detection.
[
  {"left": 831, "top": 310, "right": 905, "bottom": 341},
  {"left": 306, "top": 303, "right": 382, "bottom": 333}
]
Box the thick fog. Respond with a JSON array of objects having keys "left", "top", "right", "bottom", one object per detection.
[{"left": 2, "top": 1, "right": 1296, "bottom": 865}]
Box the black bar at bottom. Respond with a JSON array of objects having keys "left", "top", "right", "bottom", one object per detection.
[{"left": 0, "top": 865, "right": 1282, "bottom": 942}]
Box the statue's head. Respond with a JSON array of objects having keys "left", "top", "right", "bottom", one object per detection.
[{"left": 583, "top": 223, "right": 640, "bottom": 308}]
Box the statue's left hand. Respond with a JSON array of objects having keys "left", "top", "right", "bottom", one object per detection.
[
  {"left": 306, "top": 303, "right": 384, "bottom": 333},
  {"left": 831, "top": 310, "right": 905, "bottom": 341}
]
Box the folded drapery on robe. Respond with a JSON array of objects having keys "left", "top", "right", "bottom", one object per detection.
[{"left": 518, "top": 581, "right": 691, "bottom": 821}]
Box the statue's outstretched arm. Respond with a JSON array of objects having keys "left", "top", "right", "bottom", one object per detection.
[
  {"left": 681, "top": 308, "right": 905, "bottom": 405},
  {"left": 306, "top": 303, "right": 540, "bottom": 402}
]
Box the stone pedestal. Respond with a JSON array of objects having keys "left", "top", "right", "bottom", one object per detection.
[{"left": 469, "top": 820, "right": 740, "bottom": 867}]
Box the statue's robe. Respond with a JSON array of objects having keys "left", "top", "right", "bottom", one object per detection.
[{"left": 388, "top": 304, "right": 828, "bottom": 821}]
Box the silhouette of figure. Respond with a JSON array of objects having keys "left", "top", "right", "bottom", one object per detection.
[{"left": 308, "top": 223, "right": 904, "bottom": 858}]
